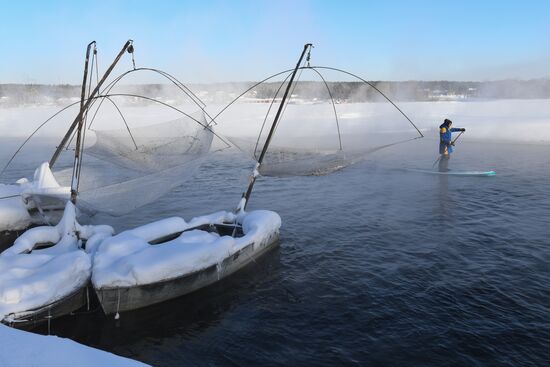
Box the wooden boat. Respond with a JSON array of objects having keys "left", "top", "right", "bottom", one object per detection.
[{"left": 2, "top": 287, "right": 88, "bottom": 329}]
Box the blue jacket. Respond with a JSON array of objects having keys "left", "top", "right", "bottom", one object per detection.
[{"left": 439, "top": 123, "right": 461, "bottom": 154}]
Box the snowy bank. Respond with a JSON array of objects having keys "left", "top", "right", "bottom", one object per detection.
[{"left": 0, "top": 324, "right": 149, "bottom": 367}]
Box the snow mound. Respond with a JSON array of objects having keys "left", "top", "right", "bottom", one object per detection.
[
  {"left": 0, "top": 184, "right": 31, "bottom": 232},
  {"left": 0, "top": 162, "right": 70, "bottom": 232}
]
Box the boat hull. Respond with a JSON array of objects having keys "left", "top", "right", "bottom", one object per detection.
[
  {"left": 2, "top": 286, "right": 88, "bottom": 329},
  {"left": 95, "top": 230, "right": 279, "bottom": 315}
]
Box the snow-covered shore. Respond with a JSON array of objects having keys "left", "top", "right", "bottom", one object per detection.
[{"left": 0, "top": 324, "right": 149, "bottom": 367}]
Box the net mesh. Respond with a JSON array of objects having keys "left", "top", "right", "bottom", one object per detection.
[
  {"left": 229, "top": 136, "right": 361, "bottom": 176},
  {"left": 55, "top": 112, "right": 213, "bottom": 215}
]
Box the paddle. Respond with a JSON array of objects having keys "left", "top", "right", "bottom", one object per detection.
[
  {"left": 451, "top": 130, "right": 465, "bottom": 146},
  {"left": 432, "top": 130, "right": 465, "bottom": 167}
]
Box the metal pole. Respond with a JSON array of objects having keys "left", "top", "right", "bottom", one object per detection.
[
  {"left": 70, "top": 41, "right": 95, "bottom": 203},
  {"left": 238, "top": 43, "right": 313, "bottom": 212},
  {"left": 50, "top": 40, "right": 133, "bottom": 167}
]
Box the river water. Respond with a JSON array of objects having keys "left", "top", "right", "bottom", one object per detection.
[{"left": 5, "top": 135, "right": 546, "bottom": 366}]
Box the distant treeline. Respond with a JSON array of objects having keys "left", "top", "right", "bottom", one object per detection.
[
  {"left": 2, "top": 79, "right": 550, "bottom": 106},
  {"left": 251, "top": 79, "right": 550, "bottom": 101}
]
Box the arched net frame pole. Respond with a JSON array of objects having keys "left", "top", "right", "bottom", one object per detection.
[
  {"left": 86, "top": 67, "right": 214, "bottom": 133},
  {"left": 93, "top": 94, "right": 232, "bottom": 148},
  {"left": 67, "top": 66, "right": 215, "bottom": 161},
  {"left": 0, "top": 101, "right": 84, "bottom": 176},
  {"left": 252, "top": 67, "right": 343, "bottom": 158},
  {"left": 237, "top": 43, "right": 313, "bottom": 213},
  {"left": 307, "top": 67, "right": 343, "bottom": 151},
  {"left": 213, "top": 66, "right": 424, "bottom": 150},
  {"left": 209, "top": 68, "right": 296, "bottom": 126},
  {"left": 310, "top": 66, "right": 424, "bottom": 139},
  {"left": 102, "top": 96, "right": 138, "bottom": 149},
  {"left": 269, "top": 65, "right": 308, "bottom": 149},
  {"left": 255, "top": 66, "right": 343, "bottom": 153},
  {"left": 0, "top": 91, "right": 231, "bottom": 178},
  {"left": 50, "top": 39, "right": 134, "bottom": 168}
]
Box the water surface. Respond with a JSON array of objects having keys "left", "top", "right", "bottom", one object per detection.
[{"left": 3, "top": 137, "right": 550, "bottom": 366}]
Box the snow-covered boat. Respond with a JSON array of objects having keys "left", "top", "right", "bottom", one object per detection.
[
  {"left": 0, "top": 202, "right": 112, "bottom": 328},
  {"left": 92, "top": 210, "right": 280, "bottom": 315}
]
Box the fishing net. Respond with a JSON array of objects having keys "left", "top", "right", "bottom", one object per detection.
[
  {"left": 216, "top": 68, "right": 423, "bottom": 177},
  {"left": 55, "top": 111, "right": 213, "bottom": 215},
  {"left": 228, "top": 136, "right": 355, "bottom": 176}
]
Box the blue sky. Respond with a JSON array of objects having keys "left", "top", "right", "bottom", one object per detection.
[{"left": 0, "top": 0, "right": 549, "bottom": 83}]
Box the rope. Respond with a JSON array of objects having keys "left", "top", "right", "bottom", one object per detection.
[
  {"left": 0, "top": 194, "right": 22, "bottom": 200},
  {"left": 114, "top": 288, "right": 121, "bottom": 320},
  {"left": 131, "top": 47, "right": 136, "bottom": 70},
  {"left": 95, "top": 47, "right": 99, "bottom": 84}
]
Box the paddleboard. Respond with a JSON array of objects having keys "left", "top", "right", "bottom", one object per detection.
[{"left": 410, "top": 169, "right": 496, "bottom": 176}]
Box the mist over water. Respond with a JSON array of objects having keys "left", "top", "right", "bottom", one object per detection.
[{"left": 1, "top": 101, "right": 550, "bottom": 366}]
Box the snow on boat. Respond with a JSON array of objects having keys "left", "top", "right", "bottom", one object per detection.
[
  {"left": 92, "top": 210, "right": 280, "bottom": 315},
  {"left": 0, "top": 202, "right": 113, "bottom": 328},
  {"left": 0, "top": 162, "right": 70, "bottom": 248}
]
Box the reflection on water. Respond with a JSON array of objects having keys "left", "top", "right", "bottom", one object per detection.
[
  {"left": 37, "top": 248, "right": 282, "bottom": 363},
  {"left": 437, "top": 155, "right": 450, "bottom": 172}
]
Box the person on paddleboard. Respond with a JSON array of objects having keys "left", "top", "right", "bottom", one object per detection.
[{"left": 439, "top": 119, "right": 465, "bottom": 157}]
